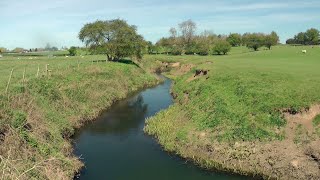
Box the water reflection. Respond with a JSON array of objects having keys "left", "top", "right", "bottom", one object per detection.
[
  {"left": 73, "top": 77, "right": 248, "bottom": 180},
  {"left": 84, "top": 95, "right": 148, "bottom": 135}
]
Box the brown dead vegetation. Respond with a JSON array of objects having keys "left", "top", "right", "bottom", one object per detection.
[{"left": 0, "top": 94, "right": 83, "bottom": 179}]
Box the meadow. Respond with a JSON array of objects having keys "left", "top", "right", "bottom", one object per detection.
[
  {"left": 145, "top": 45, "right": 320, "bottom": 179},
  {"left": 1, "top": 45, "right": 320, "bottom": 179},
  {"left": 0, "top": 53, "right": 158, "bottom": 179}
]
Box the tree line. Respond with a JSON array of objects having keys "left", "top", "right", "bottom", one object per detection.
[
  {"left": 286, "top": 28, "right": 320, "bottom": 45},
  {"left": 147, "top": 20, "right": 279, "bottom": 55}
]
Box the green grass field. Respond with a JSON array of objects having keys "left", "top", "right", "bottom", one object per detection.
[
  {"left": 1, "top": 46, "right": 320, "bottom": 179},
  {"left": 144, "top": 45, "right": 320, "bottom": 178},
  {"left": 0, "top": 54, "right": 109, "bottom": 90},
  {"left": 146, "top": 45, "right": 320, "bottom": 141}
]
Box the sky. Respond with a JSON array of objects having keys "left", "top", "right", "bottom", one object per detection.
[{"left": 0, "top": 0, "right": 319, "bottom": 49}]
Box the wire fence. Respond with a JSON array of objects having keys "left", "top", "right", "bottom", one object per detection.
[{"left": 1, "top": 57, "right": 108, "bottom": 96}]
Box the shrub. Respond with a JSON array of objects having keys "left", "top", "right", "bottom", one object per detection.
[
  {"left": 212, "top": 40, "right": 231, "bottom": 55},
  {"left": 69, "top": 46, "right": 77, "bottom": 56}
]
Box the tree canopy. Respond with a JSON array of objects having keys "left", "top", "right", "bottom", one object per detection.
[
  {"left": 286, "top": 28, "right": 320, "bottom": 45},
  {"left": 226, "top": 33, "right": 242, "bottom": 47},
  {"left": 265, "top": 31, "right": 279, "bottom": 50},
  {"left": 212, "top": 40, "right": 231, "bottom": 55},
  {"left": 243, "top": 33, "right": 265, "bottom": 51},
  {"left": 152, "top": 20, "right": 279, "bottom": 55},
  {"left": 79, "top": 19, "right": 145, "bottom": 61}
]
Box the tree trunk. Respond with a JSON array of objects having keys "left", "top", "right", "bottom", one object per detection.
[{"left": 107, "top": 54, "right": 112, "bottom": 61}]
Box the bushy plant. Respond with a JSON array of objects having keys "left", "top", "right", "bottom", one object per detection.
[{"left": 212, "top": 40, "right": 231, "bottom": 55}]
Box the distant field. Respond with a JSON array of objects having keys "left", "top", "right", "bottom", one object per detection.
[{"left": 0, "top": 54, "right": 107, "bottom": 91}]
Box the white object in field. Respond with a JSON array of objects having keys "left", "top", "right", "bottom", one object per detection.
[
  {"left": 302, "top": 50, "right": 307, "bottom": 53},
  {"left": 0, "top": 54, "right": 2, "bottom": 58}
]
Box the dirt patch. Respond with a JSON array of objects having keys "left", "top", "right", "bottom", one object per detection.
[
  {"left": 179, "top": 135, "right": 320, "bottom": 179},
  {"left": 284, "top": 104, "right": 320, "bottom": 140},
  {"left": 187, "top": 69, "right": 209, "bottom": 82},
  {"left": 170, "top": 62, "right": 181, "bottom": 68}
]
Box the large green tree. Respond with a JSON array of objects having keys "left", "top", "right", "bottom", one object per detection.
[
  {"left": 295, "top": 32, "right": 306, "bottom": 44},
  {"left": 79, "top": 19, "right": 145, "bottom": 61},
  {"left": 245, "top": 33, "right": 265, "bottom": 51},
  {"left": 305, "top": 28, "right": 319, "bottom": 45}
]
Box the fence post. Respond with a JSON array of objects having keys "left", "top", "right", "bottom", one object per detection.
[
  {"left": 36, "top": 64, "right": 40, "bottom": 78},
  {"left": 5, "top": 69, "right": 14, "bottom": 94},
  {"left": 46, "top": 64, "right": 49, "bottom": 77},
  {"left": 22, "top": 67, "right": 26, "bottom": 86}
]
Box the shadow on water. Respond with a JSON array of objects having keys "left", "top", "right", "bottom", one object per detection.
[{"left": 73, "top": 77, "right": 250, "bottom": 180}]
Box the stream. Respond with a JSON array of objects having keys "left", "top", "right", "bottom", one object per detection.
[{"left": 73, "top": 77, "right": 248, "bottom": 180}]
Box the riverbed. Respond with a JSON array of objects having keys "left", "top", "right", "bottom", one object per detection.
[{"left": 73, "top": 77, "right": 248, "bottom": 180}]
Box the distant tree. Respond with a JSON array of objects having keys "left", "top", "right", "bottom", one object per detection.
[
  {"left": 169, "top": 27, "right": 178, "bottom": 38},
  {"left": 156, "top": 37, "right": 172, "bottom": 54},
  {"left": 179, "top": 19, "right": 196, "bottom": 47},
  {"left": 0, "top": 47, "right": 8, "bottom": 53},
  {"left": 264, "top": 31, "right": 279, "bottom": 50},
  {"left": 69, "top": 46, "right": 77, "bottom": 56},
  {"left": 133, "top": 35, "right": 146, "bottom": 60},
  {"left": 194, "top": 40, "right": 210, "bottom": 55},
  {"left": 226, "top": 33, "right": 242, "bottom": 47},
  {"left": 45, "top": 43, "right": 51, "bottom": 51},
  {"left": 241, "top": 33, "right": 250, "bottom": 46},
  {"left": 305, "top": 28, "right": 319, "bottom": 45},
  {"left": 171, "top": 45, "right": 183, "bottom": 55},
  {"left": 146, "top": 41, "right": 155, "bottom": 54},
  {"left": 212, "top": 40, "right": 231, "bottom": 55},
  {"left": 245, "top": 33, "right": 265, "bottom": 51},
  {"left": 191, "top": 33, "right": 213, "bottom": 55},
  {"left": 286, "top": 38, "right": 296, "bottom": 45},
  {"left": 295, "top": 32, "right": 306, "bottom": 45},
  {"left": 286, "top": 28, "right": 320, "bottom": 45},
  {"left": 79, "top": 19, "right": 146, "bottom": 61},
  {"left": 12, "top": 47, "right": 24, "bottom": 53}
]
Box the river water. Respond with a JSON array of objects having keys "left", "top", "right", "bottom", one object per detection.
[{"left": 73, "top": 77, "right": 248, "bottom": 180}]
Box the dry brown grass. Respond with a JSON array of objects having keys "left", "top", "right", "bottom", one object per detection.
[{"left": 0, "top": 60, "right": 157, "bottom": 179}]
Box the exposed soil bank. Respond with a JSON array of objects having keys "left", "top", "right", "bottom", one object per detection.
[{"left": 145, "top": 104, "right": 320, "bottom": 179}]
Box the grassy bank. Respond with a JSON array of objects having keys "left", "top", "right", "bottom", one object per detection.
[
  {"left": 0, "top": 55, "right": 158, "bottom": 179},
  {"left": 145, "top": 46, "right": 320, "bottom": 179}
]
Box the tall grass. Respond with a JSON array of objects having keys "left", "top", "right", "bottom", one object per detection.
[{"left": 0, "top": 54, "right": 157, "bottom": 179}]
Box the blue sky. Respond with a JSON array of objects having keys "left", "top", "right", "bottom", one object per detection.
[{"left": 0, "top": 0, "right": 319, "bottom": 49}]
